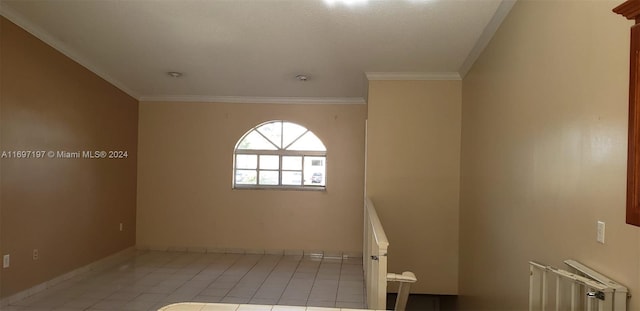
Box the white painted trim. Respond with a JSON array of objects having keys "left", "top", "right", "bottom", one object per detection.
[
  {"left": 135, "top": 245, "right": 363, "bottom": 258},
  {"left": 138, "top": 95, "right": 366, "bottom": 104},
  {"left": 365, "top": 72, "right": 461, "bottom": 81},
  {"left": 0, "top": 6, "right": 139, "bottom": 99},
  {"left": 458, "top": 0, "right": 517, "bottom": 78},
  {"left": 0, "top": 247, "right": 136, "bottom": 307}
]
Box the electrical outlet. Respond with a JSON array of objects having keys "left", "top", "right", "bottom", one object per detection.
[
  {"left": 3, "top": 254, "right": 9, "bottom": 268},
  {"left": 597, "top": 221, "right": 605, "bottom": 244},
  {"left": 119, "top": 223, "right": 123, "bottom": 232},
  {"left": 33, "top": 249, "right": 39, "bottom": 260}
]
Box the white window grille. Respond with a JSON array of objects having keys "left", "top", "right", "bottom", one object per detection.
[{"left": 234, "top": 120, "right": 326, "bottom": 189}]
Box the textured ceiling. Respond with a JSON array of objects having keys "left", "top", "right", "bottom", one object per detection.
[{"left": 0, "top": 0, "right": 514, "bottom": 103}]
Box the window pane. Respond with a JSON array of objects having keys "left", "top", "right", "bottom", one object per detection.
[
  {"left": 287, "top": 132, "right": 326, "bottom": 151},
  {"left": 256, "top": 121, "right": 283, "bottom": 148},
  {"left": 259, "top": 171, "right": 279, "bottom": 185},
  {"left": 237, "top": 131, "right": 278, "bottom": 150},
  {"left": 304, "top": 156, "right": 326, "bottom": 186},
  {"left": 283, "top": 122, "right": 308, "bottom": 148},
  {"left": 236, "top": 154, "right": 257, "bottom": 169},
  {"left": 235, "top": 170, "right": 257, "bottom": 185},
  {"left": 234, "top": 121, "right": 328, "bottom": 189},
  {"left": 260, "top": 155, "right": 279, "bottom": 170},
  {"left": 282, "top": 171, "right": 302, "bottom": 185},
  {"left": 282, "top": 156, "right": 302, "bottom": 170}
]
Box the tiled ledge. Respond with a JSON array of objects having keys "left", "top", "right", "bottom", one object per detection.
[{"left": 159, "top": 303, "right": 376, "bottom": 311}]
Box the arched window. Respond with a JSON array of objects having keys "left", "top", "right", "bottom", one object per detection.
[{"left": 234, "top": 120, "right": 326, "bottom": 189}]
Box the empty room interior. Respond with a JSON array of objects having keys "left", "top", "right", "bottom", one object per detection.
[{"left": 2, "top": 0, "right": 640, "bottom": 310}]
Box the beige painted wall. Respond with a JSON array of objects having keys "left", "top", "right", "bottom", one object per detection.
[
  {"left": 136, "top": 102, "right": 366, "bottom": 253},
  {"left": 459, "top": 1, "right": 640, "bottom": 310},
  {"left": 0, "top": 17, "right": 138, "bottom": 298},
  {"left": 366, "top": 80, "right": 461, "bottom": 294}
]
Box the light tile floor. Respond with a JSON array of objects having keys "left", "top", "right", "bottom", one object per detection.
[{"left": 5, "top": 251, "right": 366, "bottom": 311}]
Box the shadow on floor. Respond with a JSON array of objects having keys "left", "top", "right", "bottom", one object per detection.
[{"left": 387, "top": 293, "right": 457, "bottom": 311}]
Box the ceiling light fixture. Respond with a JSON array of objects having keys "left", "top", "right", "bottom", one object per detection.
[
  {"left": 296, "top": 74, "right": 309, "bottom": 82},
  {"left": 323, "top": 0, "right": 369, "bottom": 6},
  {"left": 167, "top": 71, "right": 183, "bottom": 78}
]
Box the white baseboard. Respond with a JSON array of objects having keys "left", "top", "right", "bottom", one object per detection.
[
  {"left": 135, "top": 245, "right": 363, "bottom": 259},
  {"left": 0, "top": 247, "right": 136, "bottom": 307}
]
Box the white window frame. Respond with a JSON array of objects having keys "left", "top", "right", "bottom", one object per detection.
[{"left": 233, "top": 121, "right": 327, "bottom": 190}]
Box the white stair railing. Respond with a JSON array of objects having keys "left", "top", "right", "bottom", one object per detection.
[
  {"left": 529, "top": 260, "right": 629, "bottom": 311},
  {"left": 364, "top": 197, "right": 417, "bottom": 311}
]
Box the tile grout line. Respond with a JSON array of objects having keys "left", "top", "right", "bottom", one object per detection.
[
  {"left": 274, "top": 255, "right": 304, "bottom": 305},
  {"left": 302, "top": 257, "right": 323, "bottom": 306},
  {"left": 181, "top": 252, "right": 227, "bottom": 293},
  {"left": 194, "top": 253, "right": 247, "bottom": 299},
  {"left": 188, "top": 252, "right": 226, "bottom": 291},
  {"left": 229, "top": 254, "right": 275, "bottom": 301},
  {"left": 14, "top": 250, "right": 144, "bottom": 309},
  {"left": 121, "top": 251, "right": 186, "bottom": 309},
  {"left": 88, "top": 250, "right": 163, "bottom": 310},
  {"left": 220, "top": 254, "right": 265, "bottom": 301},
  {"left": 65, "top": 251, "right": 130, "bottom": 310},
  {"left": 333, "top": 256, "right": 344, "bottom": 305},
  {"left": 134, "top": 251, "right": 192, "bottom": 303},
  {"left": 246, "top": 254, "right": 285, "bottom": 303},
  {"left": 162, "top": 251, "right": 223, "bottom": 301}
]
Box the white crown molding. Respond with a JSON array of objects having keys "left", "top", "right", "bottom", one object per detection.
[
  {"left": 138, "top": 95, "right": 366, "bottom": 105},
  {"left": 458, "top": 0, "right": 517, "bottom": 78},
  {"left": 365, "top": 72, "right": 461, "bottom": 81},
  {"left": 0, "top": 5, "right": 139, "bottom": 99}
]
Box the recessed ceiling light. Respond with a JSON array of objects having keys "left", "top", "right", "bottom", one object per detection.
[
  {"left": 167, "top": 71, "right": 183, "bottom": 78},
  {"left": 296, "top": 74, "right": 309, "bottom": 82}
]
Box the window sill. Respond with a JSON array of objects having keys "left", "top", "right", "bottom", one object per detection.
[{"left": 233, "top": 185, "right": 327, "bottom": 192}]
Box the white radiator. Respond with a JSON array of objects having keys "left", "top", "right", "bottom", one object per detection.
[{"left": 529, "top": 260, "right": 628, "bottom": 311}]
